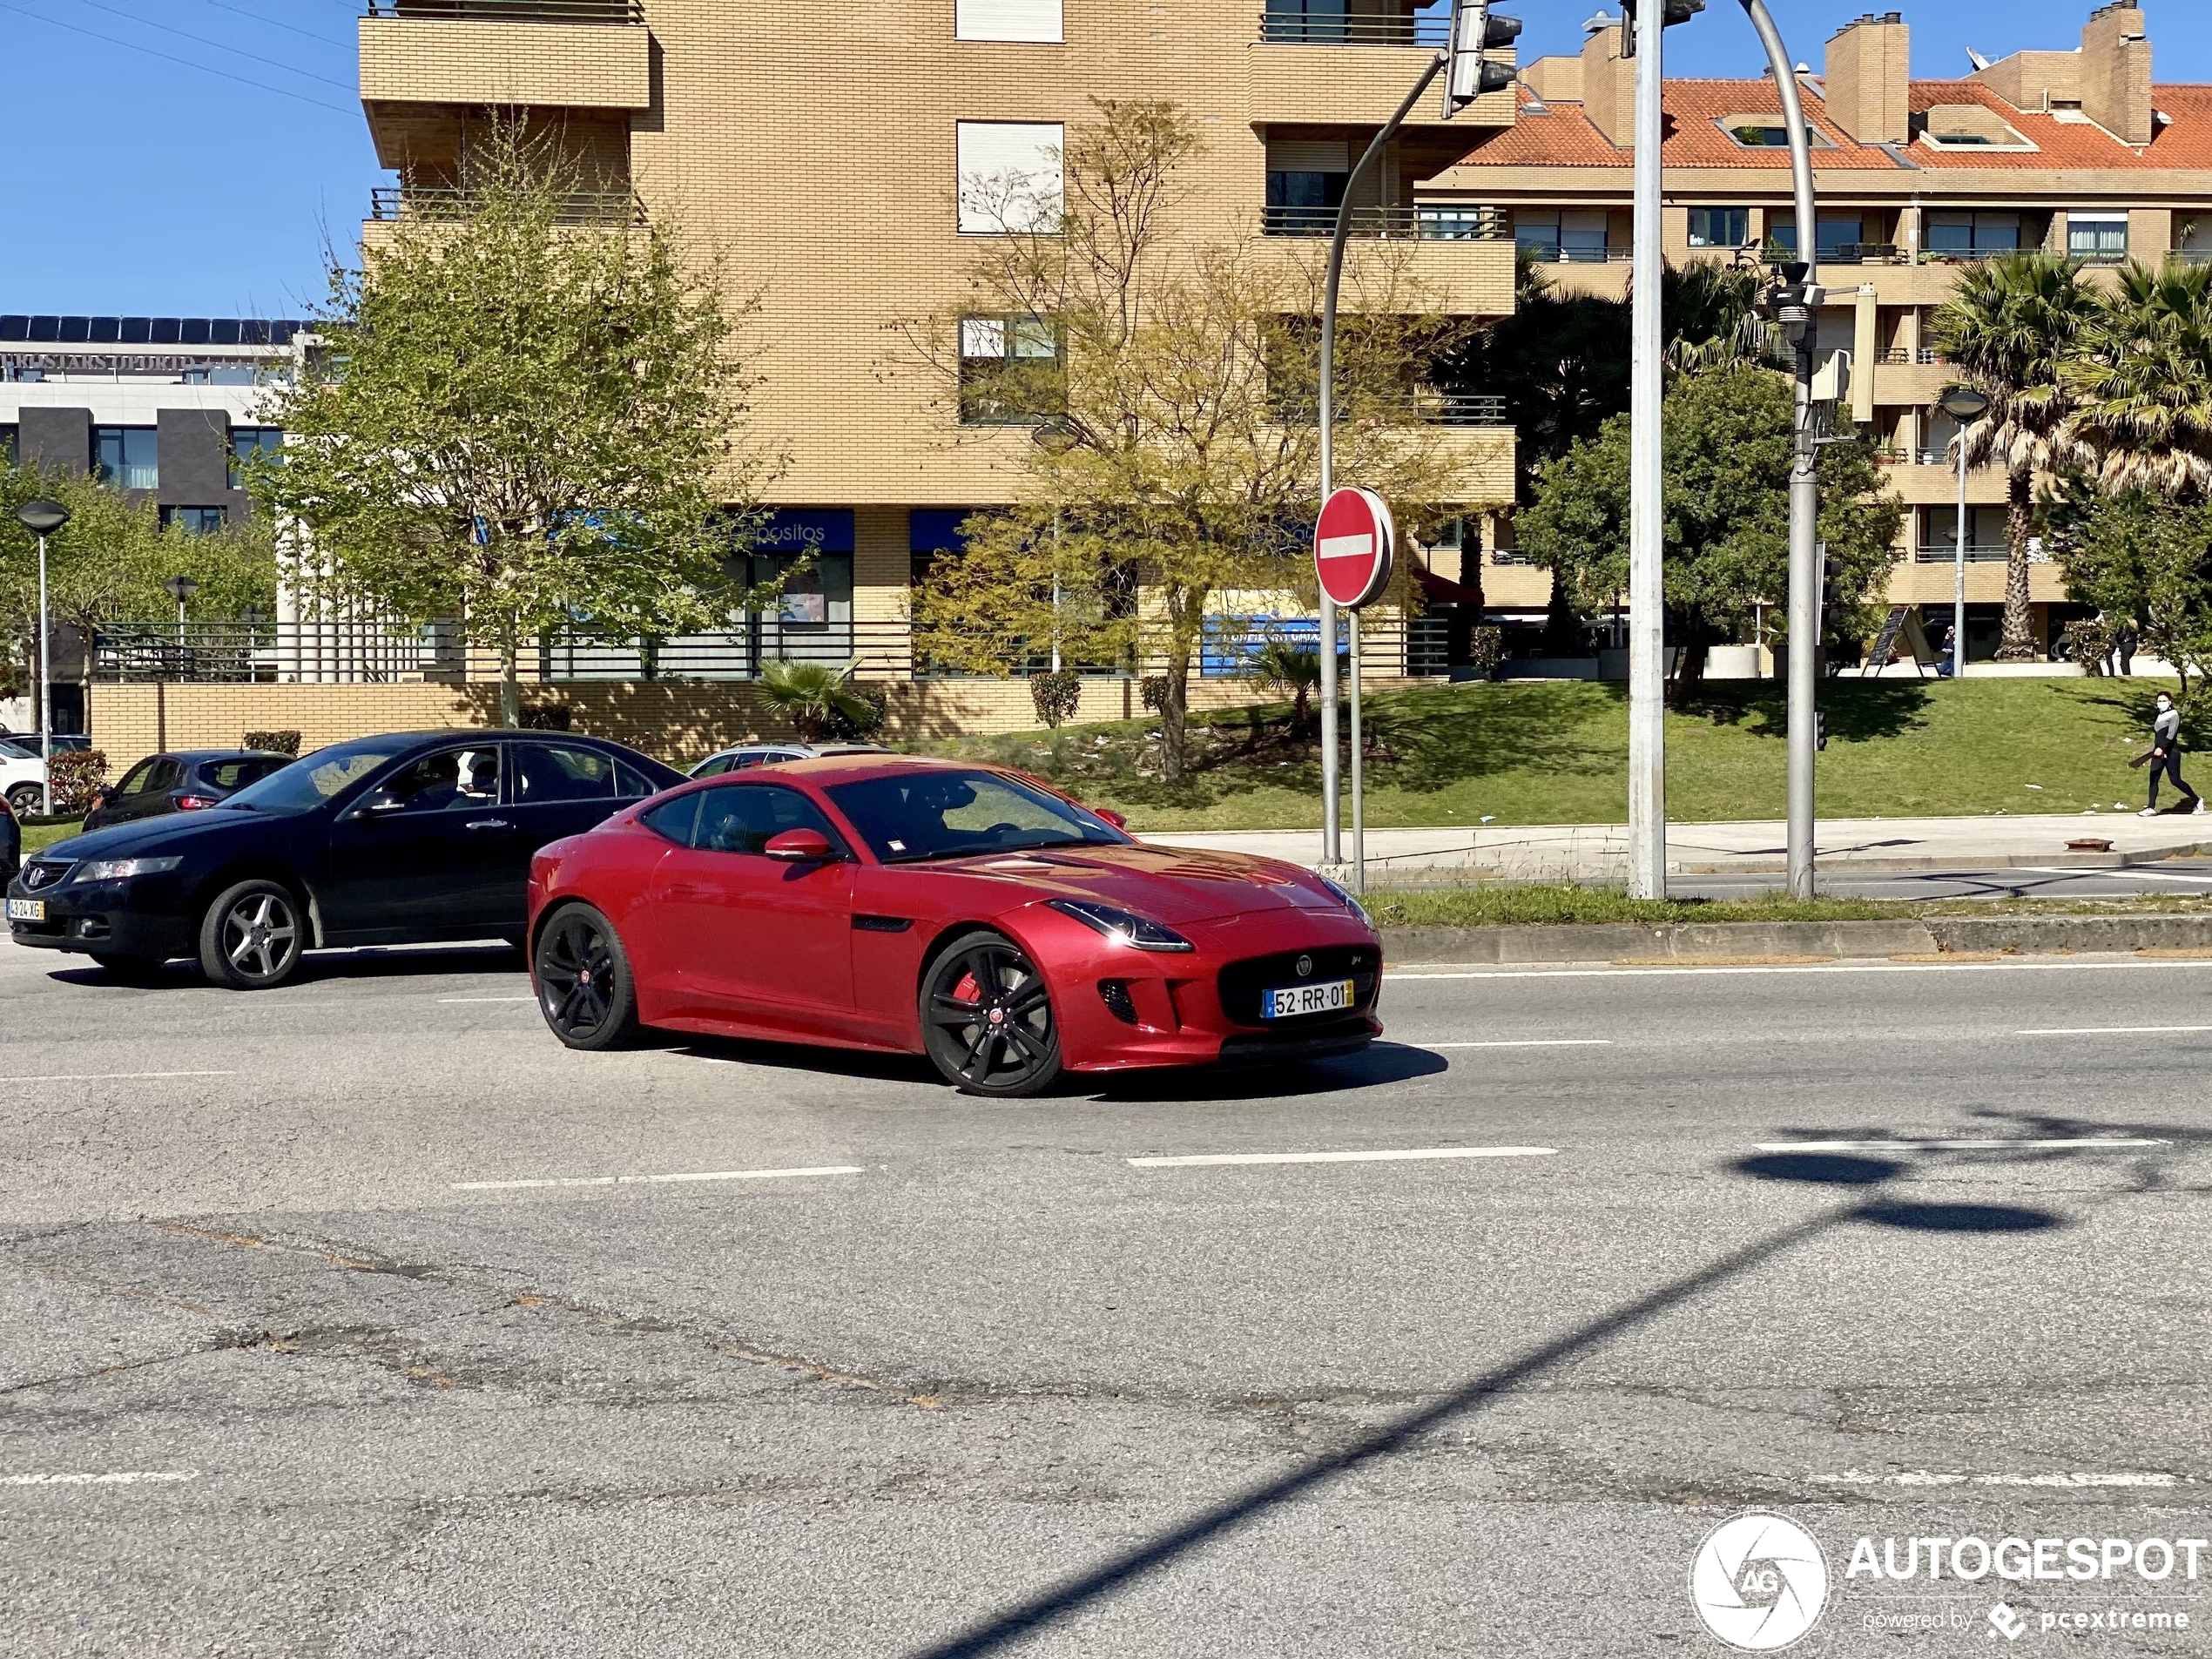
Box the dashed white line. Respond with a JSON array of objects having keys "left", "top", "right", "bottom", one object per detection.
[
  {"left": 0, "top": 1471, "right": 199, "bottom": 1487},
  {"left": 452, "top": 1165, "right": 865, "bottom": 1191},
  {"left": 1420, "top": 1039, "right": 1613, "bottom": 1050},
  {"left": 0, "top": 1070, "right": 236, "bottom": 1085},
  {"left": 436, "top": 996, "right": 536, "bottom": 1004},
  {"left": 1756, "top": 1138, "right": 2166, "bottom": 1152},
  {"left": 1839, "top": 1470, "right": 2181, "bottom": 1489},
  {"left": 2019, "top": 1025, "right": 2212, "bottom": 1036},
  {"left": 1129, "top": 1146, "right": 1558, "bottom": 1169}
]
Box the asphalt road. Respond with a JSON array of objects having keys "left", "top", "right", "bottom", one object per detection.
[
  {"left": 4, "top": 939, "right": 2211, "bottom": 1656},
  {"left": 1672, "top": 858, "right": 2212, "bottom": 901}
]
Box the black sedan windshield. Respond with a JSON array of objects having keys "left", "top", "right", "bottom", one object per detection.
[
  {"left": 827, "top": 771, "right": 1128, "bottom": 863},
  {"left": 216, "top": 739, "right": 413, "bottom": 817}
]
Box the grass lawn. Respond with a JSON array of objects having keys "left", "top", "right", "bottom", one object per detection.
[
  {"left": 21, "top": 818, "right": 84, "bottom": 855},
  {"left": 931, "top": 678, "right": 2186, "bottom": 833}
]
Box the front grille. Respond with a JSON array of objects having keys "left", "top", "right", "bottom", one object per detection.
[
  {"left": 1098, "top": 980, "right": 1139, "bottom": 1025},
  {"left": 1217, "top": 945, "right": 1379, "bottom": 1027},
  {"left": 18, "top": 860, "right": 71, "bottom": 892}
]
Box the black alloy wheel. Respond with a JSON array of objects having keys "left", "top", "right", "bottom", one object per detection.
[
  {"left": 198, "top": 879, "right": 306, "bottom": 989},
  {"left": 535, "top": 904, "right": 638, "bottom": 1051},
  {"left": 921, "top": 929, "right": 1062, "bottom": 1097},
  {"left": 6, "top": 784, "right": 41, "bottom": 818}
]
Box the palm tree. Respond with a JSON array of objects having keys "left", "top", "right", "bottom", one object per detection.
[
  {"left": 2060, "top": 260, "right": 2212, "bottom": 499},
  {"left": 759, "top": 658, "right": 876, "bottom": 742},
  {"left": 1248, "top": 637, "right": 1340, "bottom": 732},
  {"left": 1927, "top": 252, "right": 2100, "bottom": 660}
]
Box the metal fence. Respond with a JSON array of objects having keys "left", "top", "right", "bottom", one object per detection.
[
  {"left": 370, "top": 186, "right": 646, "bottom": 225},
  {"left": 1263, "top": 205, "right": 1511, "bottom": 240},
  {"left": 1258, "top": 10, "right": 1449, "bottom": 45},
  {"left": 365, "top": 0, "right": 644, "bottom": 21},
  {"left": 1912, "top": 543, "right": 2012, "bottom": 563},
  {"left": 92, "top": 619, "right": 455, "bottom": 684}
]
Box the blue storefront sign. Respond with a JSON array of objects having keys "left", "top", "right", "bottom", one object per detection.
[
  {"left": 753, "top": 509, "right": 855, "bottom": 555},
  {"left": 909, "top": 509, "right": 974, "bottom": 554}
]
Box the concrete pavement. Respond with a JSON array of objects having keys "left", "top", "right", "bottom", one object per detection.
[{"left": 5, "top": 940, "right": 2212, "bottom": 1654}]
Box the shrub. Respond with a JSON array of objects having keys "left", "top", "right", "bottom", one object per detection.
[
  {"left": 244, "top": 730, "right": 301, "bottom": 757},
  {"left": 822, "top": 680, "right": 890, "bottom": 742},
  {"left": 48, "top": 750, "right": 108, "bottom": 815},
  {"left": 1030, "top": 670, "right": 1082, "bottom": 729},
  {"left": 518, "top": 704, "right": 573, "bottom": 731},
  {"left": 1468, "top": 626, "right": 1507, "bottom": 682},
  {"left": 1141, "top": 675, "right": 1170, "bottom": 713}
]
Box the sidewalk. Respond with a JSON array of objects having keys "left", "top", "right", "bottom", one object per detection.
[{"left": 1141, "top": 813, "right": 2212, "bottom": 882}]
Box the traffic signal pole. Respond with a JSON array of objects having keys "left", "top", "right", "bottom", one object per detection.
[{"left": 1626, "top": 0, "right": 1668, "bottom": 899}]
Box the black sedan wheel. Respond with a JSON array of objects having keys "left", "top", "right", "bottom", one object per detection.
[
  {"left": 921, "top": 929, "right": 1062, "bottom": 1097},
  {"left": 535, "top": 904, "right": 638, "bottom": 1051},
  {"left": 198, "top": 879, "right": 305, "bottom": 989}
]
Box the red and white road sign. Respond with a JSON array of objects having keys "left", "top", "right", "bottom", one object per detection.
[{"left": 1313, "top": 487, "right": 1396, "bottom": 610}]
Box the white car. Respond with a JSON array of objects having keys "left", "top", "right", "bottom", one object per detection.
[
  {"left": 687, "top": 741, "right": 890, "bottom": 778},
  {"left": 0, "top": 747, "right": 46, "bottom": 819}
]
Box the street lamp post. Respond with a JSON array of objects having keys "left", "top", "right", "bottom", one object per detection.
[
  {"left": 1939, "top": 387, "right": 1991, "bottom": 682},
  {"left": 14, "top": 498, "right": 71, "bottom": 817}
]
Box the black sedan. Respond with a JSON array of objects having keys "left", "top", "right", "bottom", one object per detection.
[
  {"left": 5, "top": 730, "right": 683, "bottom": 988},
  {"left": 83, "top": 749, "right": 294, "bottom": 833}
]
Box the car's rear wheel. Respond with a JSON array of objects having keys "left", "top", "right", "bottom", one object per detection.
[
  {"left": 6, "top": 783, "right": 42, "bottom": 818},
  {"left": 534, "top": 904, "right": 638, "bottom": 1050},
  {"left": 921, "top": 929, "right": 1062, "bottom": 1097},
  {"left": 90, "top": 953, "right": 168, "bottom": 983},
  {"left": 198, "top": 880, "right": 305, "bottom": 989}
]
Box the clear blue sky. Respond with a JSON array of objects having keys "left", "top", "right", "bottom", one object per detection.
[{"left": 2, "top": 0, "right": 2209, "bottom": 318}]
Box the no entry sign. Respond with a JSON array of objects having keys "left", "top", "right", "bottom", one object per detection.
[{"left": 1314, "top": 487, "right": 1395, "bottom": 610}]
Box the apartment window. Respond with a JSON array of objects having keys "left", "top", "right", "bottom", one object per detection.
[
  {"left": 160, "top": 506, "right": 227, "bottom": 535},
  {"left": 956, "top": 122, "right": 1064, "bottom": 233},
  {"left": 1926, "top": 212, "right": 2021, "bottom": 256},
  {"left": 1923, "top": 505, "right": 2008, "bottom": 557},
  {"left": 1266, "top": 169, "right": 1347, "bottom": 235},
  {"left": 1720, "top": 116, "right": 1833, "bottom": 150},
  {"left": 1688, "top": 207, "right": 1752, "bottom": 249},
  {"left": 1263, "top": 0, "right": 1349, "bottom": 41},
  {"left": 94, "top": 426, "right": 158, "bottom": 489},
  {"left": 1514, "top": 210, "right": 1608, "bottom": 263},
  {"left": 229, "top": 427, "right": 281, "bottom": 489},
  {"left": 2068, "top": 212, "right": 2129, "bottom": 262},
  {"left": 960, "top": 314, "right": 1065, "bottom": 425},
  {"left": 1768, "top": 217, "right": 1865, "bottom": 260},
  {"left": 956, "top": 0, "right": 1062, "bottom": 42}
]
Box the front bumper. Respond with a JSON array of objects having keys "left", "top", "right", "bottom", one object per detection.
[{"left": 7, "top": 878, "right": 192, "bottom": 961}]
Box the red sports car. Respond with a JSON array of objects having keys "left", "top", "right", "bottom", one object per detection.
[{"left": 524, "top": 754, "right": 1382, "bottom": 1096}]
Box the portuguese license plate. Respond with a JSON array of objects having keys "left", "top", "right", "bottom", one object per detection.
[
  {"left": 7, "top": 899, "right": 44, "bottom": 921},
  {"left": 1261, "top": 978, "right": 1355, "bottom": 1020}
]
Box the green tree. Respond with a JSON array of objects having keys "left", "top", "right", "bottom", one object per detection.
[
  {"left": 1514, "top": 367, "right": 1903, "bottom": 692},
  {"left": 2060, "top": 260, "right": 2212, "bottom": 499},
  {"left": 1927, "top": 252, "right": 2100, "bottom": 659},
  {"left": 248, "top": 122, "right": 766, "bottom": 725},
  {"left": 904, "top": 99, "right": 1465, "bottom": 782},
  {"left": 759, "top": 658, "right": 878, "bottom": 742},
  {"left": 2044, "top": 484, "right": 2212, "bottom": 696}
]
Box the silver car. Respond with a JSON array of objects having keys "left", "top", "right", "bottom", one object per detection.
[{"left": 687, "top": 741, "right": 891, "bottom": 779}]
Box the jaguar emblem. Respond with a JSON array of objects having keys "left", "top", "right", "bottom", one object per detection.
[{"left": 1296, "top": 954, "right": 1313, "bottom": 978}]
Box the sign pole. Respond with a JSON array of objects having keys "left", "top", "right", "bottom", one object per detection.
[
  {"left": 1626, "top": 0, "right": 1667, "bottom": 900},
  {"left": 1349, "top": 612, "right": 1365, "bottom": 893}
]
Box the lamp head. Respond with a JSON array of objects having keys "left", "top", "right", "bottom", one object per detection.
[
  {"left": 1939, "top": 387, "right": 1992, "bottom": 421},
  {"left": 165, "top": 575, "right": 201, "bottom": 603},
  {"left": 14, "top": 499, "right": 69, "bottom": 536}
]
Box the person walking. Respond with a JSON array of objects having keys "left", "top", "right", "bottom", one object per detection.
[
  {"left": 2140, "top": 690, "right": 2202, "bottom": 815},
  {"left": 1938, "top": 624, "right": 1957, "bottom": 679},
  {"left": 2114, "top": 622, "right": 2139, "bottom": 678}
]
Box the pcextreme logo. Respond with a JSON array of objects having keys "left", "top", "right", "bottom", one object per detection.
[{"left": 1689, "top": 1513, "right": 1832, "bottom": 1651}]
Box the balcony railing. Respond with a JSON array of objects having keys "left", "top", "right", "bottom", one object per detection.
[
  {"left": 1264, "top": 205, "right": 1509, "bottom": 240},
  {"left": 93, "top": 619, "right": 452, "bottom": 685},
  {"left": 1424, "top": 393, "right": 1509, "bottom": 427},
  {"left": 364, "top": 1, "right": 644, "bottom": 21},
  {"left": 1257, "top": 10, "right": 1449, "bottom": 46},
  {"left": 1876, "top": 446, "right": 1961, "bottom": 467},
  {"left": 1877, "top": 347, "right": 1944, "bottom": 367},
  {"left": 1521, "top": 244, "right": 1630, "bottom": 265},
  {"left": 1912, "top": 543, "right": 2012, "bottom": 563},
  {"left": 1761, "top": 242, "right": 1903, "bottom": 266},
  {"left": 370, "top": 185, "right": 646, "bottom": 224}
]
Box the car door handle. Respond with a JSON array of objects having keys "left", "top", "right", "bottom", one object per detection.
[{"left": 465, "top": 818, "right": 512, "bottom": 832}]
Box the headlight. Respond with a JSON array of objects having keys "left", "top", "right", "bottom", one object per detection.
[
  {"left": 1047, "top": 899, "right": 1196, "bottom": 953},
  {"left": 74, "top": 857, "right": 184, "bottom": 883},
  {"left": 1316, "top": 874, "right": 1372, "bottom": 927}
]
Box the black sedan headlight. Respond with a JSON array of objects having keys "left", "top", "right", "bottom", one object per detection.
[
  {"left": 1047, "top": 899, "right": 1195, "bottom": 954},
  {"left": 74, "top": 856, "right": 184, "bottom": 883},
  {"left": 1315, "top": 874, "right": 1371, "bottom": 927}
]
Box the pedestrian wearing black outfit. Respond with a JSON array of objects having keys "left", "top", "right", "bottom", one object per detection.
[{"left": 2141, "top": 691, "right": 2202, "bottom": 815}]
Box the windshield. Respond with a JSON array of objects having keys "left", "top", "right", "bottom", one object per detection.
[
  {"left": 215, "top": 739, "right": 414, "bottom": 817},
  {"left": 826, "top": 770, "right": 1129, "bottom": 864}
]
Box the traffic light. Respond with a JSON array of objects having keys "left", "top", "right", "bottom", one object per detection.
[
  {"left": 1620, "top": 0, "right": 1707, "bottom": 57},
  {"left": 1442, "top": 0, "right": 1522, "bottom": 117},
  {"left": 1815, "top": 710, "right": 1829, "bottom": 752}
]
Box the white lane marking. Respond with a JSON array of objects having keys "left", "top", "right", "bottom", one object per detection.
[
  {"left": 1838, "top": 1469, "right": 2181, "bottom": 1489},
  {"left": 0, "top": 1070, "right": 235, "bottom": 1085},
  {"left": 1756, "top": 1138, "right": 2167, "bottom": 1152},
  {"left": 436, "top": 996, "right": 536, "bottom": 1004},
  {"left": 2019, "top": 866, "right": 2212, "bottom": 884},
  {"left": 2020, "top": 1024, "right": 2212, "bottom": 1035},
  {"left": 0, "top": 1471, "right": 199, "bottom": 1487},
  {"left": 452, "top": 1165, "right": 865, "bottom": 1191},
  {"left": 1129, "top": 1146, "right": 1557, "bottom": 1169},
  {"left": 1390, "top": 960, "right": 2212, "bottom": 980},
  {"left": 1420, "top": 1039, "right": 1613, "bottom": 1050}
]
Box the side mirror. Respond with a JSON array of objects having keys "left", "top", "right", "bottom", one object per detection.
[
  {"left": 764, "top": 827, "right": 834, "bottom": 863},
  {"left": 1095, "top": 807, "right": 1129, "bottom": 832}
]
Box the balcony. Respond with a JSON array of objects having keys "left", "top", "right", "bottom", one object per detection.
[
  {"left": 1262, "top": 205, "right": 1508, "bottom": 240},
  {"left": 359, "top": 1, "right": 651, "bottom": 117},
  {"left": 1258, "top": 10, "right": 1450, "bottom": 46},
  {"left": 1247, "top": 22, "right": 1514, "bottom": 130},
  {"left": 1912, "top": 543, "right": 2012, "bottom": 563},
  {"left": 1257, "top": 207, "right": 1514, "bottom": 314},
  {"left": 369, "top": 185, "right": 644, "bottom": 224}
]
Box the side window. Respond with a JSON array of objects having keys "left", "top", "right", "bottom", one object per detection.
[
  {"left": 143, "top": 759, "right": 187, "bottom": 795},
  {"left": 365, "top": 747, "right": 502, "bottom": 815},
  {"left": 512, "top": 742, "right": 621, "bottom": 805},
  {"left": 614, "top": 759, "right": 657, "bottom": 799},
  {"left": 641, "top": 792, "right": 702, "bottom": 846},
  {"left": 693, "top": 784, "right": 845, "bottom": 857},
  {"left": 691, "top": 757, "right": 734, "bottom": 779},
  {"left": 113, "top": 759, "right": 158, "bottom": 797}
]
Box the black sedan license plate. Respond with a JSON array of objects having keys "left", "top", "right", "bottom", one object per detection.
[
  {"left": 1261, "top": 979, "right": 1355, "bottom": 1020},
  {"left": 6, "top": 899, "right": 43, "bottom": 921}
]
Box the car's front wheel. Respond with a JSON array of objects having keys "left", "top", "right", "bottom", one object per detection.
[
  {"left": 198, "top": 880, "right": 306, "bottom": 989},
  {"left": 921, "top": 929, "right": 1062, "bottom": 1097},
  {"left": 534, "top": 904, "right": 638, "bottom": 1050},
  {"left": 6, "top": 783, "right": 42, "bottom": 819}
]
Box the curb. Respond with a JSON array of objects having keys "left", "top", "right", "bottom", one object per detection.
[{"left": 1380, "top": 914, "right": 2212, "bottom": 966}]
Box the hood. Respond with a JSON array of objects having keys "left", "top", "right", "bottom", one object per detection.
[
  {"left": 32, "top": 806, "right": 285, "bottom": 863},
  {"left": 939, "top": 842, "right": 1350, "bottom": 926}
]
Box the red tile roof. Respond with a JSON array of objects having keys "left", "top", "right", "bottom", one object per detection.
[{"left": 1453, "top": 75, "right": 2212, "bottom": 174}]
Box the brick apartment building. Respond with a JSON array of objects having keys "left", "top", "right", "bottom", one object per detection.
[{"left": 1432, "top": 0, "right": 2212, "bottom": 666}]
